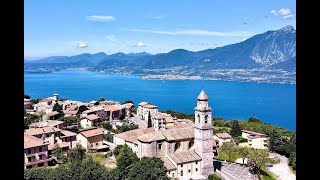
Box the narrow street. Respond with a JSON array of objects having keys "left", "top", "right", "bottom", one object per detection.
[
  {"left": 267, "top": 153, "right": 296, "bottom": 180},
  {"left": 130, "top": 113, "right": 147, "bottom": 129}
]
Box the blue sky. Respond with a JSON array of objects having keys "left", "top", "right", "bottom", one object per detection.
[{"left": 25, "top": 0, "right": 296, "bottom": 58}]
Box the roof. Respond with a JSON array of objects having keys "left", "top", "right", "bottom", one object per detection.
[
  {"left": 25, "top": 127, "right": 61, "bottom": 136},
  {"left": 241, "top": 130, "right": 267, "bottom": 136},
  {"left": 215, "top": 133, "right": 232, "bottom": 139},
  {"left": 40, "top": 98, "right": 53, "bottom": 102},
  {"left": 61, "top": 130, "right": 77, "bottom": 137},
  {"left": 161, "top": 126, "right": 194, "bottom": 141},
  {"left": 143, "top": 104, "right": 158, "bottom": 109},
  {"left": 28, "top": 120, "right": 64, "bottom": 128},
  {"left": 82, "top": 107, "right": 104, "bottom": 114},
  {"left": 137, "top": 131, "right": 166, "bottom": 142},
  {"left": 48, "top": 142, "right": 69, "bottom": 150},
  {"left": 104, "top": 105, "right": 123, "bottom": 112},
  {"left": 80, "top": 128, "right": 104, "bottom": 138},
  {"left": 86, "top": 114, "right": 100, "bottom": 121},
  {"left": 24, "top": 134, "right": 48, "bottom": 149},
  {"left": 168, "top": 151, "right": 202, "bottom": 164},
  {"left": 138, "top": 102, "right": 149, "bottom": 106},
  {"left": 48, "top": 111, "right": 59, "bottom": 116},
  {"left": 161, "top": 157, "right": 176, "bottom": 170},
  {"left": 115, "top": 128, "right": 155, "bottom": 144},
  {"left": 197, "top": 90, "right": 209, "bottom": 101},
  {"left": 63, "top": 110, "right": 78, "bottom": 115}
]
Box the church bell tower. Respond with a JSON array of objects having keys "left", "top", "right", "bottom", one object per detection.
[{"left": 194, "top": 90, "right": 215, "bottom": 175}]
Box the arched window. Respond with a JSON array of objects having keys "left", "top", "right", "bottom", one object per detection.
[
  {"left": 205, "top": 115, "right": 208, "bottom": 123},
  {"left": 197, "top": 114, "right": 200, "bottom": 123}
]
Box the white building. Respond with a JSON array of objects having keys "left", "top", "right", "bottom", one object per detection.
[{"left": 240, "top": 130, "right": 269, "bottom": 149}]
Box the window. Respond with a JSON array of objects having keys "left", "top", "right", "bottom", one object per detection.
[
  {"left": 181, "top": 164, "right": 183, "bottom": 167},
  {"left": 158, "top": 144, "right": 162, "bottom": 150},
  {"left": 181, "top": 170, "right": 183, "bottom": 176},
  {"left": 196, "top": 168, "right": 198, "bottom": 171},
  {"left": 39, "top": 155, "right": 42, "bottom": 160},
  {"left": 189, "top": 140, "right": 194, "bottom": 149},
  {"left": 188, "top": 169, "right": 191, "bottom": 173},
  {"left": 91, "top": 144, "right": 93, "bottom": 148},
  {"left": 39, "top": 146, "right": 42, "bottom": 152},
  {"left": 27, "top": 148, "right": 31, "bottom": 154},
  {"left": 175, "top": 142, "right": 180, "bottom": 151},
  {"left": 172, "top": 173, "right": 174, "bottom": 177},
  {"left": 46, "top": 134, "right": 49, "bottom": 138},
  {"left": 196, "top": 161, "right": 198, "bottom": 165},
  {"left": 96, "top": 143, "right": 99, "bottom": 146},
  {"left": 28, "top": 157, "right": 32, "bottom": 163},
  {"left": 197, "top": 114, "right": 200, "bottom": 123},
  {"left": 38, "top": 163, "right": 44, "bottom": 167}
]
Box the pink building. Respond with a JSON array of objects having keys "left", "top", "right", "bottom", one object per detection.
[{"left": 24, "top": 134, "right": 52, "bottom": 169}]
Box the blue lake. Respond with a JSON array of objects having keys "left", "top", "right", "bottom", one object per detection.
[{"left": 24, "top": 70, "right": 296, "bottom": 130}]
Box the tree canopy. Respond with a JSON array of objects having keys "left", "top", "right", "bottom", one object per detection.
[
  {"left": 77, "top": 105, "right": 89, "bottom": 115},
  {"left": 24, "top": 94, "right": 30, "bottom": 99},
  {"left": 116, "top": 144, "right": 139, "bottom": 179},
  {"left": 230, "top": 120, "right": 242, "bottom": 137},
  {"left": 220, "top": 142, "right": 236, "bottom": 162},
  {"left": 147, "top": 111, "right": 152, "bottom": 128},
  {"left": 113, "top": 145, "right": 123, "bottom": 157},
  {"left": 123, "top": 100, "right": 134, "bottom": 104},
  {"left": 128, "top": 157, "right": 169, "bottom": 180}
]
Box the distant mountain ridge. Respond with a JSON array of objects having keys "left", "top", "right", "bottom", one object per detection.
[{"left": 25, "top": 26, "right": 296, "bottom": 83}]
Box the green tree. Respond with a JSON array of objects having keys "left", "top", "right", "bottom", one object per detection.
[
  {"left": 116, "top": 144, "right": 139, "bottom": 179},
  {"left": 24, "top": 113, "right": 41, "bottom": 129},
  {"left": 79, "top": 156, "right": 108, "bottom": 180},
  {"left": 208, "top": 174, "right": 222, "bottom": 180},
  {"left": 123, "top": 100, "right": 134, "bottom": 104},
  {"left": 98, "top": 97, "right": 105, "bottom": 102},
  {"left": 248, "top": 117, "right": 261, "bottom": 123},
  {"left": 147, "top": 111, "right": 152, "bottom": 128},
  {"left": 288, "top": 152, "right": 296, "bottom": 170},
  {"left": 50, "top": 164, "right": 73, "bottom": 180},
  {"left": 230, "top": 120, "right": 242, "bottom": 137},
  {"left": 104, "top": 133, "right": 114, "bottom": 142},
  {"left": 67, "top": 144, "right": 86, "bottom": 164},
  {"left": 31, "top": 98, "right": 41, "bottom": 104},
  {"left": 53, "top": 103, "right": 63, "bottom": 112},
  {"left": 248, "top": 149, "right": 269, "bottom": 177},
  {"left": 113, "top": 145, "right": 123, "bottom": 157},
  {"left": 101, "top": 121, "right": 113, "bottom": 131},
  {"left": 52, "top": 144, "right": 67, "bottom": 164},
  {"left": 220, "top": 142, "right": 236, "bottom": 162},
  {"left": 128, "top": 157, "right": 169, "bottom": 180},
  {"left": 24, "top": 167, "right": 52, "bottom": 180},
  {"left": 77, "top": 105, "right": 89, "bottom": 115},
  {"left": 237, "top": 146, "right": 250, "bottom": 165},
  {"left": 63, "top": 116, "right": 79, "bottom": 126},
  {"left": 24, "top": 94, "right": 30, "bottom": 99}
]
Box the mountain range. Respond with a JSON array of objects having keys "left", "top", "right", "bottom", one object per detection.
[{"left": 24, "top": 25, "right": 296, "bottom": 83}]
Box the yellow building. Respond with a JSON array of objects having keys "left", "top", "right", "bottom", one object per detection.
[{"left": 77, "top": 128, "right": 108, "bottom": 152}]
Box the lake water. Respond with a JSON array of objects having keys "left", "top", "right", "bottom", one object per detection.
[{"left": 24, "top": 70, "right": 296, "bottom": 130}]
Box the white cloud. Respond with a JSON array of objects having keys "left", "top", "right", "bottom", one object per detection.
[
  {"left": 131, "top": 42, "right": 146, "bottom": 47},
  {"left": 270, "top": 10, "right": 278, "bottom": 16},
  {"left": 76, "top": 41, "right": 88, "bottom": 48},
  {"left": 270, "top": 8, "right": 294, "bottom": 19},
  {"left": 106, "top": 34, "right": 118, "bottom": 42},
  {"left": 86, "top": 15, "right": 115, "bottom": 22},
  {"left": 128, "top": 29, "right": 252, "bottom": 37}
]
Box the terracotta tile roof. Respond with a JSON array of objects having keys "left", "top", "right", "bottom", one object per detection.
[
  {"left": 40, "top": 98, "right": 54, "bottom": 102},
  {"left": 241, "top": 130, "right": 267, "bottom": 137},
  {"left": 215, "top": 133, "right": 232, "bottom": 139},
  {"left": 143, "top": 104, "right": 158, "bottom": 109},
  {"left": 161, "top": 157, "right": 176, "bottom": 170},
  {"left": 137, "top": 131, "right": 165, "bottom": 142},
  {"left": 197, "top": 90, "right": 209, "bottom": 101},
  {"left": 25, "top": 127, "right": 61, "bottom": 135},
  {"left": 168, "top": 151, "right": 201, "bottom": 164},
  {"left": 83, "top": 107, "right": 104, "bottom": 114},
  {"left": 64, "top": 110, "right": 78, "bottom": 115},
  {"left": 28, "top": 120, "right": 64, "bottom": 128},
  {"left": 138, "top": 102, "right": 149, "bottom": 106},
  {"left": 48, "top": 142, "right": 70, "bottom": 150},
  {"left": 161, "top": 126, "right": 194, "bottom": 141},
  {"left": 61, "top": 130, "right": 77, "bottom": 137},
  {"left": 104, "top": 105, "right": 123, "bottom": 112},
  {"left": 165, "top": 123, "right": 193, "bottom": 130},
  {"left": 86, "top": 114, "right": 100, "bottom": 121},
  {"left": 80, "top": 128, "right": 104, "bottom": 138},
  {"left": 115, "top": 128, "right": 155, "bottom": 144},
  {"left": 24, "top": 134, "right": 48, "bottom": 149}
]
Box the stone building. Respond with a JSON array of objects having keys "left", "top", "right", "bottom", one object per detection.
[{"left": 114, "top": 90, "right": 215, "bottom": 179}]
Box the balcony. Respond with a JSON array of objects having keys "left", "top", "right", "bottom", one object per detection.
[{"left": 25, "top": 158, "right": 53, "bottom": 166}]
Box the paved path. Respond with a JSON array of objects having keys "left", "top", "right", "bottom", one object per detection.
[
  {"left": 214, "top": 161, "right": 257, "bottom": 180},
  {"left": 267, "top": 153, "right": 296, "bottom": 180},
  {"left": 130, "top": 113, "right": 147, "bottom": 129}
]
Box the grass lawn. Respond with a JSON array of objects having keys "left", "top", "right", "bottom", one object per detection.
[{"left": 260, "top": 166, "right": 276, "bottom": 180}]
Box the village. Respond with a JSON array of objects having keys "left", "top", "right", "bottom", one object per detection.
[{"left": 24, "top": 91, "right": 295, "bottom": 180}]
